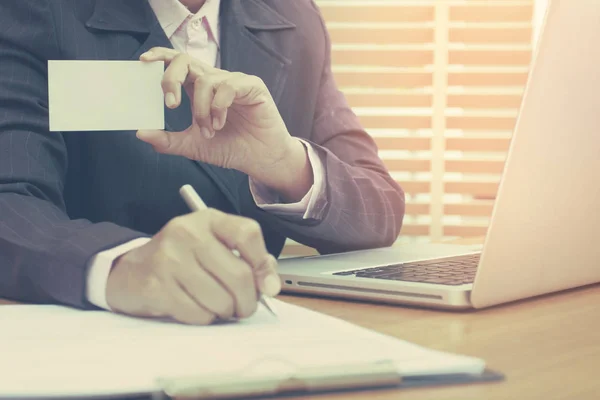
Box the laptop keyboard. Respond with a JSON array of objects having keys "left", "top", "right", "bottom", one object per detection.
[{"left": 332, "top": 253, "right": 481, "bottom": 286}]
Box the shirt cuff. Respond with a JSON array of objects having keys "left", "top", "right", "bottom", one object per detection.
[
  {"left": 86, "top": 238, "right": 152, "bottom": 310},
  {"left": 249, "top": 139, "right": 327, "bottom": 219}
]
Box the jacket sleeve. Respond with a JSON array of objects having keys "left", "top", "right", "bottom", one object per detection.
[
  {"left": 0, "top": 1, "right": 148, "bottom": 308},
  {"left": 251, "top": 3, "right": 405, "bottom": 254}
]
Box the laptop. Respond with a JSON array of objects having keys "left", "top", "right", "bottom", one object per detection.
[{"left": 278, "top": 0, "right": 600, "bottom": 310}]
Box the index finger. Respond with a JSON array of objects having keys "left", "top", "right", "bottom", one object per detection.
[
  {"left": 140, "top": 47, "right": 214, "bottom": 76},
  {"left": 210, "top": 213, "right": 281, "bottom": 297}
]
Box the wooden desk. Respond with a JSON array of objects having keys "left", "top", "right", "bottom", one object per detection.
[
  {"left": 278, "top": 285, "right": 600, "bottom": 400},
  {"left": 276, "top": 237, "right": 600, "bottom": 399},
  {"left": 2, "top": 239, "right": 599, "bottom": 399}
]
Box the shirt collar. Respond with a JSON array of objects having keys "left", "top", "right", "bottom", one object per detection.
[{"left": 148, "top": 0, "right": 221, "bottom": 43}]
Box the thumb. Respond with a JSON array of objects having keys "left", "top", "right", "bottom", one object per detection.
[
  {"left": 136, "top": 129, "right": 176, "bottom": 154},
  {"left": 255, "top": 254, "right": 282, "bottom": 297}
]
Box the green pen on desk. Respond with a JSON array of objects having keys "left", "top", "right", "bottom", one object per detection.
[{"left": 179, "top": 184, "right": 278, "bottom": 317}]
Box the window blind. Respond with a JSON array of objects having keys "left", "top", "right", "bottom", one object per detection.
[{"left": 282, "top": 0, "right": 535, "bottom": 257}]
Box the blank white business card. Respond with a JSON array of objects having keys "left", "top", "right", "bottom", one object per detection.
[{"left": 48, "top": 60, "right": 165, "bottom": 132}]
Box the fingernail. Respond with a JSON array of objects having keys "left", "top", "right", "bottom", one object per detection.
[
  {"left": 212, "top": 112, "right": 226, "bottom": 130},
  {"left": 263, "top": 275, "right": 281, "bottom": 296},
  {"left": 136, "top": 130, "right": 150, "bottom": 140},
  {"left": 200, "top": 126, "right": 212, "bottom": 139},
  {"left": 165, "top": 93, "right": 176, "bottom": 108},
  {"left": 140, "top": 51, "right": 153, "bottom": 59}
]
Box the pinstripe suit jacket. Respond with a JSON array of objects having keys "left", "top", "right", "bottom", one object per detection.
[{"left": 0, "top": 0, "right": 405, "bottom": 308}]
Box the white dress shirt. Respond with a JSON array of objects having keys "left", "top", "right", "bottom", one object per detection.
[{"left": 86, "top": 0, "right": 326, "bottom": 310}]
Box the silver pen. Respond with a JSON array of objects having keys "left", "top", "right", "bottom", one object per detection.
[{"left": 179, "top": 184, "right": 278, "bottom": 317}]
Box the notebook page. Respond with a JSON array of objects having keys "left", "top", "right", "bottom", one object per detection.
[{"left": 0, "top": 300, "right": 484, "bottom": 398}]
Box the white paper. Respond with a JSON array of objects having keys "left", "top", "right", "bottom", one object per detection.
[
  {"left": 48, "top": 60, "right": 165, "bottom": 131},
  {"left": 0, "top": 300, "right": 485, "bottom": 398}
]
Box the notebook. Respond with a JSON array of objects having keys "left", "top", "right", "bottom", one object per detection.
[{"left": 0, "top": 299, "right": 501, "bottom": 399}]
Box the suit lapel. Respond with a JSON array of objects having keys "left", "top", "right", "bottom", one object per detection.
[
  {"left": 85, "top": 0, "right": 296, "bottom": 101},
  {"left": 85, "top": 0, "right": 296, "bottom": 214},
  {"left": 218, "top": 0, "right": 296, "bottom": 199},
  {"left": 85, "top": 0, "right": 151, "bottom": 37},
  {"left": 84, "top": 0, "right": 238, "bottom": 212},
  {"left": 220, "top": 0, "right": 295, "bottom": 105}
]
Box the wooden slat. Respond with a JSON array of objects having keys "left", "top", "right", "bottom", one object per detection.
[
  {"left": 333, "top": 50, "right": 434, "bottom": 67},
  {"left": 444, "top": 202, "right": 495, "bottom": 217},
  {"left": 446, "top": 116, "right": 516, "bottom": 131},
  {"left": 334, "top": 71, "right": 433, "bottom": 89},
  {"left": 445, "top": 137, "right": 511, "bottom": 152},
  {"left": 316, "top": 1, "right": 535, "bottom": 243},
  {"left": 320, "top": 6, "right": 434, "bottom": 23},
  {"left": 328, "top": 28, "right": 434, "bottom": 44},
  {"left": 449, "top": 27, "right": 532, "bottom": 44},
  {"left": 448, "top": 71, "right": 529, "bottom": 86},
  {"left": 447, "top": 94, "right": 523, "bottom": 109},
  {"left": 445, "top": 181, "right": 499, "bottom": 197},
  {"left": 449, "top": 50, "right": 531, "bottom": 66},
  {"left": 383, "top": 159, "right": 430, "bottom": 172},
  {"left": 406, "top": 203, "right": 430, "bottom": 215},
  {"left": 360, "top": 115, "right": 431, "bottom": 130},
  {"left": 401, "top": 224, "right": 430, "bottom": 236},
  {"left": 346, "top": 93, "right": 432, "bottom": 108},
  {"left": 445, "top": 159, "right": 505, "bottom": 174},
  {"left": 397, "top": 181, "right": 430, "bottom": 194},
  {"left": 281, "top": 244, "right": 318, "bottom": 257},
  {"left": 450, "top": 5, "right": 533, "bottom": 22},
  {"left": 374, "top": 136, "right": 431, "bottom": 151},
  {"left": 443, "top": 225, "right": 489, "bottom": 237}
]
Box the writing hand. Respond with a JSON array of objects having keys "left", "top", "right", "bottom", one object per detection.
[{"left": 105, "top": 210, "right": 281, "bottom": 325}]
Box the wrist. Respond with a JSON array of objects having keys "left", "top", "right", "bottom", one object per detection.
[
  {"left": 87, "top": 238, "right": 151, "bottom": 310},
  {"left": 251, "top": 138, "right": 314, "bottom": 203},
  {"left": 105, "top": 248, "right": 142, "bottom": 314}
]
